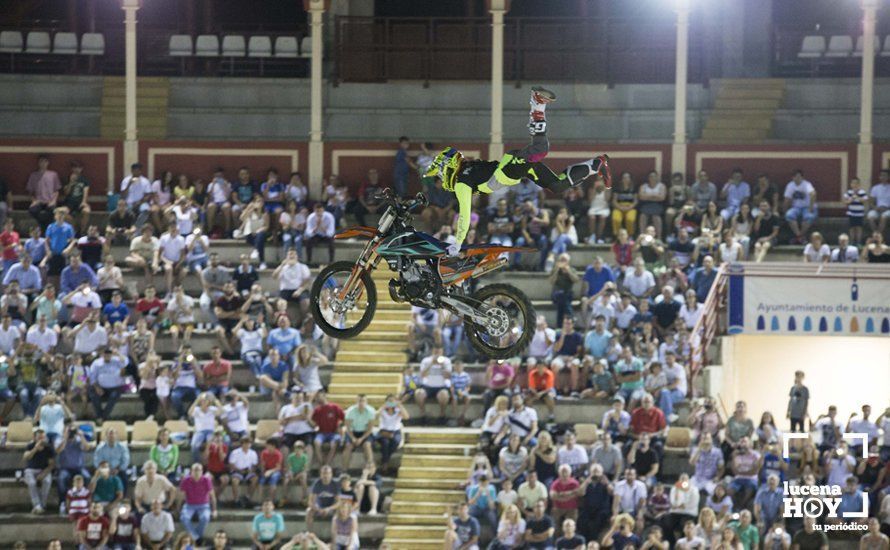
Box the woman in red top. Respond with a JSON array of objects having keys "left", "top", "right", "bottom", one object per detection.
[
  {"left": 0, "top": 218, "right": 20, "bottom": 273},
  {"left": 204, "top": 432, "right": 230, "bottom": 502}
]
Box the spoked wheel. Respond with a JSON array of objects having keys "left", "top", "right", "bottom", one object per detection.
[
  {"left": 463, "top": 283, "right": 535, "bottom": 359},
  {"left": 310, "top": 261, "right": 377, "bottom": 339}
]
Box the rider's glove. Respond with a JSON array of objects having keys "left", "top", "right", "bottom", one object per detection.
[{"left": 446, "top": 243, "right": 461, "bottom": 256}]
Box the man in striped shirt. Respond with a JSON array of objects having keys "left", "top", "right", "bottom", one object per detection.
[{"left": 450, "top": 360, "right": 471, "bottom": 426}]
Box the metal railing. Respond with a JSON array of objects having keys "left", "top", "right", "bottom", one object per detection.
[
  {"left": 333, "top": 15, "right": 709, "bottom": 85},
  {"left": 688, "top": 263, "right": 728, "bottom": 393}
]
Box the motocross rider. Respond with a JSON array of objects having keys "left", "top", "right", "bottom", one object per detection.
[{"left": 426, "top": 86, "right": 612, "bottom": 256}]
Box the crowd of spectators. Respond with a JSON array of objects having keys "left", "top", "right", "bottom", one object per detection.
[{"left": 2, "top": 149, "right": 890, "bottom": 549}]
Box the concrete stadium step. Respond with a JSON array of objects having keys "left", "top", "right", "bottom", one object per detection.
[
  {"left": 348, "top": 310, "right": 409, "bottom": 322},
  {"left": 333, "top": 361, "right": 406, "bottom": 372},
  {"left": 380, "top": 538, "right": 444, "bottom": 550},
  {"left": 395, "top": 466, "right": 467, "bottom": 480},
  {"left": 384, "top": 525, "right": 447, "bottom": 540},
  {"left": 704, "top": 114, "right": 774, "bottom": 129},
  {"left": 398, "top": 454, "right": 476, "bottom": 468},
  {"left": 336, "top": 350, "right": 407, "bottom": 363},
  {"left": 353, "top": 330, "right": 409, "bottom": 341},
  {"left": 406, "top": 428, "right": 479, "bottom": 445},
  {"left": 329, "top": 372, "right": 402, "bottom": 384},
  {"left": 328, "top": 383, "right": 403, "bottom": 395},
  {"left": 402, "top": 442, "right": 474, "bottom": 456},
  {"left": 327, "top": 393, "right": 391, "bottom": 407},
  {"left": 386, "top": 513, "right": 451, "bottom": 526},
  {"left": 0, "top": 509, "right": 383, "bottom": 546},
  {"left": 389, "top": 488, "right": 465, "bottom": 503},
  {"left": 718, "top": 87, "right": 785, "bottom": 100},
  {"left": 389, "top": 501, "right": 454, "bottom": 515},
  {"left": 394, "top": 477, "right": 466, "bottom": 490},
  {"left": 339, "top": 340, "right": 406, "bottom": 353}
]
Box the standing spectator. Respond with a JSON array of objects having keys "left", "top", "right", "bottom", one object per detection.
[
  {"left": 867, "top": 169, "right": 890, "bottom": 235},
  {"left": 44, "top": 207, "right": 75, "bottom": 280},
  {"left": 312, "top": 391, "right": 345, "bottom": 468},
  {"left": 77, "top": 502, "right": 111, "bottom": 550},
  {"left": 611, "top": 172, "right": 639, "bottom": 237},
  {"left": 188, "top": 393, "right": 222, "bottom": 463},
  {"left": 26, "top": 154, "right": 62, "bottom": 229},
  {"left": 394, "top": 136, "right": 411, "bottom": 197},
  {"left": 178, "top": 463, "right": 218, "bottom": 544},
  {"left": 783, "top": 170, "right": 818, "bottom": 245},
  {"left": 845, "top": 177, "right": 869, "bottom": 245},
  {"left": 170, "top": 348, "right": 200, "bottom": 419},
  {"left": 252, "top": 499, "right": 286, "bottom": 550},
  {"left": 587, "top": 178, "right": 612, "bottom": 244},
  {"left": 550, "top": 253, "right": 579, "bottom": 326},
  {"left": 349, "top": 169, "right": 384, "bottom": 227},
  {"left": 237, "top": 196, "right": 269, "bottom": 270},
  {"left": 23, "top": 428, "right": 55, "bottom": 514},
  {"left": 35, "top": 391, "right": 70, "bottom": 446},
  {"left": 206, "top": 168, "right": 233, "bottom": 236},
  {"left": 550, "top": 464, "right": 582, "bottom": 532},
  {"left": 140, "top": 499, "right": 175, "bottom": 549},
  {"left": 786, "top": 370, "right": 809, "bottom": 432},
  {"left": 304, "top": 202, "right": 336, "bottom": 266}
]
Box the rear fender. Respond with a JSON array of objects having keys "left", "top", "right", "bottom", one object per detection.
[{"left": 335, "top": 226, "right": 379, "bottom": 240}]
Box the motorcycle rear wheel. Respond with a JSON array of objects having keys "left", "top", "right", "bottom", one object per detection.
[
  {"left": 463, "top": 283, "right": 535, "bottom": 359},
  {"left": 310, "top": 261, "right": 378, "bottom": 339}
]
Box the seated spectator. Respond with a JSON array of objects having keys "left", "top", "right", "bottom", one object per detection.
[
  {"left": 157, "top": 223, "right": 187, "bottom": 295},
  {"left": 280, "top": 200, "right": 307, "bottom": 259},
  {"left": 528, "top": 316, "right": 556, "bottom": 361},
  {"left": 611, "top": 172, "right": 638, "bottom": 237},
  {"left": 467, "top": 473, "right": 499, "bottom": 530},
  {"left": 445, "top": 501, "right": 481, "bottom": 550},
  {"left": 134, "top": 460, "right": 176, "bottom": 515},
  {"left": 30, "top": 287, "right": 63, "bottom": 332},
  {"left": 638, "top": 171, "right": 668, "bottom": 239},
  {"left": 494, "top": 503, "right": 527, "bottom": 548},
  {"left": 622, "top": 258, "right": 656, "bottom": 300},
  {"left": 307, "top": 465, "right": 338, "bottom": 531},
  {"left": 77, "top": 502, "right": 111, "bottom": 549},
  {"left": 109, "top": 501, "right": 140, "bottom": 549},
  {"left": 488, "top": 198, "right": 515, "bottom": 246},
  {"left": 549, "top": 207, "right": 579, "bottom": 263},
  {"left": 201, "top": 346, "right": 232, "bottom": 398},
  {"left": 783, "top": 170, "right": 818, "bottom": 244},
  {"left": 312, "top": 391, "right": 345, "bottom": 468},
  {"left": 90, "top": 459, "right": 124, "bottom": 512},
  {"left": 252, "top": 499, "right": 286, "bottom": 550},
  {"left": 166, "top": 284, "right": 196, "bottom": 350},
  {"left": 527, "top": 361, "right": 556, "bottom": 422},
  {"left": 185, "top": 226, "right": 210, "bottom": 274},
  {"left": 55, "top": 422, "right": 93, "bottom": 512},
  {"left": 656, "top": 350, "right": 687, "bottom": 423},
  {"left": 189, "top": 392, "right": 222, "bottom": 463},
  {"left": 630, "top": 394, "right": 668, "bottom": 453},
  {"left": 149, "top": 428, "right": 180, "bottom": 483},
  {"left": 66, "top": 473, "right": 91, "bottom": 522},
  {"left": 178, "top": 462, "right": 218, "bottom": 544},
  {"left": 63, "top": 286, "right": 103, "bottom": 329},
  {"left": 3, "top": 254, "right": 41, "bottom": 299},
  {"left": 611, "top": 228, "right": 635, "bottom": 272},
  {"left": 88, "top": 348, "right": 127, "bottom": 421},
  {"left": 204, "top": 432, "right": 230, "bottom": 503},
  {"left": 550, "top": 464, "right": 582, "bottom": 533},
  {"left": 612, "top": 469, "right": 648, "bottom": 533},
  {"left": 35, "top": 390, "right": 69, "bottom": 447},
  {"left": 508, "top": 394, "right": 539, "bottom": 447},
  {"left": 500, "top": 434, "right": 530, "bottom": 488},
  {"left": 126, "top": 225, "right": 159, "bottom": 287},
  {"left": 140, "top": 498, "right": 175, "bottom": 549},
  {"left": 557, "top": 432, "right": 589, "bottom": 478},
  {"left": 258, "top": 439, "right": 285, "bottom": 503},
  {"left": 513, "top": 200, "right": 550, "bottom": 271},
  {"left": 730, "top": 203, "right": 754, "bottom": 258},
  {"left": 689, "top": 433, "right": 724, "bottom": 495},
  {"left": 282, "top": 440, "right": 310, "bottom": 507},
  {"left": 304, "top": 202, "right": 336, "bottom": 266},
  {"left": 727, "top": 509, "right": 759, "bottom": 549},
  {"left": 23, "top": 428, "right": 55, "bottom": 514},
  {"left": 170, "top": 348, "right": 200, "bottom": 418},
  {"left": 729, "top": 436, "right": 761, "bottom": 511},
  {"left": 525, "top": 498, "right": 556, "bottom": 549},
  {"left": 376, "top": 394, "right": 408, "bottom": 474},
  {"left": 414, "top": 346, "right": 452, "bottom": 423},
  {"left": 866, "top": 231, "right": 890, "bottom": 262},
  {"left": 831, "top": 233, "right": 859, "bottom": 263},
  {"left": 662, "top": 473, "right": 699, "bottom": 546},
  {"left": 803, "top": 231, "right": 830, "bottom": 263},
  {"left": 628, "top": 433, "right": 661, "bottom": 488},
  {"left": 614, "top": 347, "right": 646, "bottom": 408},
  {"left": 106, "top": 199, "right": 137, "bottom": 245},
  {"left": 343, "top": 394, "right": 376, "bottom": 471},
  {"left": 691, "top": 256, "right": 717, "bottom": 303},
  {"left": 718, "top": 229, "right": 744, "bottom": 264},
  {"left": 719, "top": 169, "right": 750, "bottom": 222},
  {"left": 602, "top": 396, "right": 632, "bottom": 444}
]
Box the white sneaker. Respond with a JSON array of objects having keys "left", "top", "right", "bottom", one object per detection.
[
  {"left": 59, "top": 503, "right": 66, "bottom": 516},
  {"left": 250, "top": 249, "right": 259, "bottom": 261},
  {"left": 668, "top": 413, "right": 680, "bottom": 424},
  {"left": 259, "top": 262, "right": 268, "bottom": 270}
]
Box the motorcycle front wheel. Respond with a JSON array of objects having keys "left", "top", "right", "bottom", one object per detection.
[
  {"left": 463, "top": 283, "right": 535, "bottom": 359},
  {"left": 310, "top": 261, "right": 377, "bottom": 339}
]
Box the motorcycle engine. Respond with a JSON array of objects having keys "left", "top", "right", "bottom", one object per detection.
[{"left": 389, "top": 261, "right": 439, "bottom": 306}]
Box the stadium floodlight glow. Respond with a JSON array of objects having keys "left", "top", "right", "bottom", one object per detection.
[
  {"left": 673, "top": 0, "right": 690, "bottom": 12},
  {"left": 121, "top": 0, "right": 140, "bottom": 7}
]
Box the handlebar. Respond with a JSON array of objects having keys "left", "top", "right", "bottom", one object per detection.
[{"left": 373, "top": 188, "right": 428, "bottom": 213}]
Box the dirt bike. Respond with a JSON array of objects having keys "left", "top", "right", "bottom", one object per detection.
[{"left": 310, "top": 189, "right": 535, "bottom": 359}]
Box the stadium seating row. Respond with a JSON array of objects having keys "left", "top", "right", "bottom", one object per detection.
[
  {"left": 0, "top": 31, "right": 105, "bottom": 55},
  {"left": 798, "top": 34, "right": 890, "bottom": 58}
]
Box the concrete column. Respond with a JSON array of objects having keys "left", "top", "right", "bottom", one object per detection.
[
  {"left": 671, "top": 0, "right": 690, "bottom": 177},
  {"left": 857, "top": 0, "right": 879, "bottom": 186},
  {"left": 488, "top": 0, "right": 507, "bottom": 160},
  {"left": 122, "top": 0, "right": 140, "bottom": 175},
  {"left": 306, "top": 0, "right": 327, "bottom": 196}
]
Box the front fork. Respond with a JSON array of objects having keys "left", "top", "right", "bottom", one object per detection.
[{"left": 337, "top": 238, "right": 382, "bottom": 303}]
